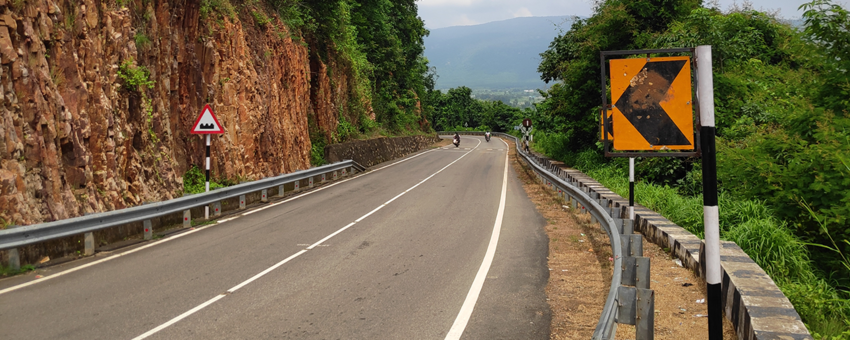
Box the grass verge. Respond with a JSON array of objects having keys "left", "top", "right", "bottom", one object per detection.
[{"left": 548, "top": 148, "right": 850, "bottom": 339}]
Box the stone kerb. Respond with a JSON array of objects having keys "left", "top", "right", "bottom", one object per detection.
[{"left": 531, "top": 152, "right": 812, "bottom": 340}]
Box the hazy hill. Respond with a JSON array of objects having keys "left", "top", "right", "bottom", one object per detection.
[{"left": 424, "top": 16, "right": 576, "bottom": 91}]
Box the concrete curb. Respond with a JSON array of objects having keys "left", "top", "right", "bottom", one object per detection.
[{"left": 529, "top": 154, "right": 812, "bottom": 340}]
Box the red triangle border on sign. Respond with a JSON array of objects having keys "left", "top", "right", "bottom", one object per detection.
[{"left": 191, "top": 104, "right": 224, "bottom": 134}]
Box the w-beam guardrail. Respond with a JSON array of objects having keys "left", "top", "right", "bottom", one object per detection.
[
  {"left": 439, "top": 131, "right": 653, "bottom": 339},
  {"left": 0, "top": 160, "right": 365, "bottom": 265}
]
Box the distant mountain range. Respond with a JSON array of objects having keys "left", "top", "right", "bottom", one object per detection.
[
  {"left": 423, "top": 16, "right": 576, "bottom": 91},
  {"left": 423, "top": 15, "right": 805, "bottom": 91}
]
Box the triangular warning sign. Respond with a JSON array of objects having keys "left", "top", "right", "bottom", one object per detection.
[{"left": 191, "top": 104, "right": 224, "bottom": 134}]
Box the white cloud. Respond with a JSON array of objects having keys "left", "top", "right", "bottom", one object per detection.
[{"left": 513, "top": 7, "right": 533, "bottom": 17}]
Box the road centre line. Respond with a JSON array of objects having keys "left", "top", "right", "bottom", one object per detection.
[
  {"left": 444, "top": 138, "right": 510, "bottom": 340},
  {"left": 133, "top": 139, "right": 483, "bottom": 339},
  {"left": 0, "top": 145, "right": 443, "bottom": 296}
]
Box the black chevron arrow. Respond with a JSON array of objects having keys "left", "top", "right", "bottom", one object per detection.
[{"left": 614, "top": 60, "right": 690, "bottom": 146}]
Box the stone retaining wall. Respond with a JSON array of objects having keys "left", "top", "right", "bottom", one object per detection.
[
  {"left": 324, "top": 135, "right": 441, "bottom": 168},
  {"left": 525, "top": 152, "right": 812, "bottom": 340}
]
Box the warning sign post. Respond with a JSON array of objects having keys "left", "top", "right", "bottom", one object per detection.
[{"left": 191, "top": 104, "right": 223, "bottom": 219}]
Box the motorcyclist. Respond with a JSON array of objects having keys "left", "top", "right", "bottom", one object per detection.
[
  {"left": 485, "top": 131, "right": 491, "bottom": 142},
  {"left": 453, "top": 133, "right": 460, "bottom": 147}
]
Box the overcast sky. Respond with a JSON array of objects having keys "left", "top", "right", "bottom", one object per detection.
[{"left": 417, "top": 0, "right": 819, "bottom": 29}]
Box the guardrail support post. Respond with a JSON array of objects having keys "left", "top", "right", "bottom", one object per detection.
[
  {"left": 144, "top": 220, "right": 153, "bottom": 240},
  {"left": 333, "top": 171, "right": 338, "bottom": 180},
  {"left": 278, "top": 185, "right": 285, "bottom": 198},
  {"left": 342, "top": 168, "right": 348, "bottom": 177},
  {"left": 213, "top": 202, "right": 221, "bottom": 216},
  {"left": 239, "top": 195, "right": 246, "bottom": 209},
  {"left": 8, "top": 248, "right": 20, "bottom": 271},
  {"left": 629, "top": 234, "right": 643, "bottom": 257},
  {"left": 623, "top": 219, "right": 634, "bottom": 235},
  {"left": 636, "top": 288, "right": 655, "bottom": 340},
  {"left": 636, "top": 257, "right": 651, "bottom": 290},
  {"left": 309, "top": 177, "right": 314, "bottom": 188},
  {"left": 183, "top": 210, "right": 191, "bottom": 227},
  {"left": 321, "top": 173, "right": 326, "bottom": 183},
  {"left": 84, "top": 232, "right": 95, "bottom": 255},
  {"left": 261, "top": 189, "right": 268, "bottom": 203}
]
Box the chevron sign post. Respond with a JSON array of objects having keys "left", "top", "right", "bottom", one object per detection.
[{"left": 191, "top": 104, "right": 225, "bottom": 219}]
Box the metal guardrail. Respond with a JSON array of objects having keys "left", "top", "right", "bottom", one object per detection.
[
  {"left": 439, "top": 131, "right": 625, "bottom": 339},
  {"left": 0, "top": 160, "right": 365, "bottom": 251}
]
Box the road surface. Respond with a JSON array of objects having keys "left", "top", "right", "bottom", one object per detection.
[{"left": 0, "top": 135, "right": 550, "bottom": 340}]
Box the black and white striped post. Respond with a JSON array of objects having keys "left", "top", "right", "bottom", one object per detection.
[
  {"left": 629, "top": 157, "right": 635, "bottom": 220},
  {"left": 204, "top": 134, "right": 211, "bottom": 219},
  {"left": 191, "top": 103, "right": 224, "bottom": 220},
  {"left": 697, "top": 45, "right": 722, "bottom": 340}
]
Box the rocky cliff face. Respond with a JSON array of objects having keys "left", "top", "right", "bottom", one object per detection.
[{"left": 0, "top": 0, "right": 358, "bottom": 227}]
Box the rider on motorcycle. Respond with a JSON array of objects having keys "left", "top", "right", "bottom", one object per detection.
[
  {"left": 453, "top": 133, "right": 460, "bottom": 147},
  {"left": 485, "top": 131, "right": 491, "bottom": 142}
]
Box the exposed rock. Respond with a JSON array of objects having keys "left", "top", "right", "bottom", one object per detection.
[{"left": 0, "top": 2, "right": 378, "bottom": 227}]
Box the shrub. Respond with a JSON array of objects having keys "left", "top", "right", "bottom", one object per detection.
[
  {"left": 182, "top": 165, "right": 227, "bottom": 195},
  {"left": 117, "top": 59, "right": 154, "bottom": 92}
]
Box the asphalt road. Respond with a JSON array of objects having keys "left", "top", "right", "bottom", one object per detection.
[{"left": 0, "top": 135, "right": 550, "bottom": 340}]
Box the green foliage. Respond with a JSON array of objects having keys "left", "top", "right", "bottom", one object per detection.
[
  {"left": 783, "top": 280, "right": 850, "bottom": 339},
  {"left": 335, "top": 114, "right": 357, "bottom": 142},
  {"left": 801, "top": 0, "right": 850, "bottom": 113},
  {"left": 1, "top": 264, "right": 36, "bottom": 277},
  {"left": 200, "top": 0, "right": 236, "bottom": 21},
  {"left": 654, "top": 8, "right": 796, "bottom": 72},
  {"left": 718, "top": 111, "right": 850, "bottom": 286},
  {"left": 358, "top": 113, "right": 380, "bottom": 135},
  {"left": 251, "top": 10, "right": 272, "bottom": 28},
  {"left": 309, "top": 131, "right": 327, "bottom": 167},
  {"left": 134, "top": 32, "right": 151, "bottom": 50},
  {"left": 117, "top": 59, "right": 154, "bottom": 92},
  {"left": 182, "top": 165, "right": 227, "bottom": 195}
]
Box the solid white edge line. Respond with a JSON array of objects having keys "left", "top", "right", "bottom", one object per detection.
[
  {"left": 131, "top": 294, "right": 227, "bottom": 340},
  {"left": 1, "top": 148, "right": 444, "bottom": 295},
  {"left": 444, "top": 139, "right": 509, "bottom": 340}
]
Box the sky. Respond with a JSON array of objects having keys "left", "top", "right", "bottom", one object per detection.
[{"left": 416, "top": 0, "right": 817, "bottom": 29}]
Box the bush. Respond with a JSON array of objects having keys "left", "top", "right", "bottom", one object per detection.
[
  {"left": 117, "top": 59, "right": 154, "bottom": 92},
  {"left": 182, "top": 165, "right": 227, "bottom": 195}
]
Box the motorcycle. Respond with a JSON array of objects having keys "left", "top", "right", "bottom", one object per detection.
[
  {"left": 453, "top": 136, "right": 460, "bottom": 147},
  {"left": 485, "top": 133, "right": 490, "bottom": 142}
]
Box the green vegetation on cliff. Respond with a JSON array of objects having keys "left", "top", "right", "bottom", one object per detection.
[
  {"left": 265, "top": 0, "right": 433, "bottom": 136},
  {"left": 198, "top": 0, "right": 433, "bottom": 141}
]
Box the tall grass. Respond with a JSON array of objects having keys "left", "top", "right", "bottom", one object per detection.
[{"left": 556, "top": 148, "right": 850, "bottom": 339}]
